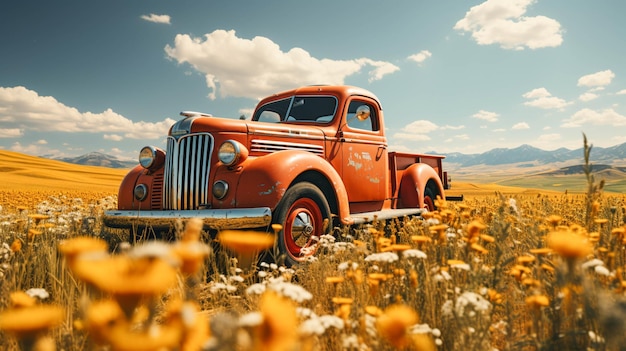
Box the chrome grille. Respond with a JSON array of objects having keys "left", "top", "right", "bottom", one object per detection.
[{"left": 163, "top": 133, "right": 213, "bottom": 210}]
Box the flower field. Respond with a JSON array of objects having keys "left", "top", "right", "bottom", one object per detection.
[{"left": 1, "top": 141, "right": 626, "bottom": 350}]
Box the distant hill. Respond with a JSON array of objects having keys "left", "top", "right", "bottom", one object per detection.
[
  {"left": 0, "top": 150, "right": 127, "bottom": 192},
  {"left": 440, "top": 142, "right": 626, "bottom": 170},
  {"left": 56, "top": 152, "right": 136, "bottom": 169}
]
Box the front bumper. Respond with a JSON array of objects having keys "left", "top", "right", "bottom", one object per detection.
[{"left": 103, "top": 208, "right": 273, "bottom": 230}]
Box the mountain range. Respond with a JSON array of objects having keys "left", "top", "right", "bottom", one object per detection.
[
  {"left": 54, "top": 152, "right": 137, "bottom": 169},
  {"left": 52, "top": 142, "right": 626, "bottom": 173}
]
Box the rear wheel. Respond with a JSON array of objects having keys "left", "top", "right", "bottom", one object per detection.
[
  {"left": 273, "top": 182, "right": 331, "bottom": 266},
  {"left": 423, "top": 187, "right": 438, "bottom": 211}
]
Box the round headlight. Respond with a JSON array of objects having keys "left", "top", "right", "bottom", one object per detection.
[
  {"left": 218, "top": 140, "right": 248, "bottom": 166},
  {"left": 138, "top": 146, "right": 165, "bottom": 170},
  {"left": 218, "top": 141, "right": 237, "bottom": 166},
  {"left": 134, "top": 184, "right": 148, "bottom": 201},
  {"left": 139, "top": 146, "right": 156, "bottom": 169},
  {"left": 212, "top": 180, "right": 229, "bottom": 199}
]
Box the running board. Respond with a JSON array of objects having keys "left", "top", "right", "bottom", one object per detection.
[
  {"left": 446, "top": 195, "right": 464, "bottom": 201},
  {"left": 349, "top": 208, "right": 425, "bottom": 225}
]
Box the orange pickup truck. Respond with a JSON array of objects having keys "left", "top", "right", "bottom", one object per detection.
[{"left": 104, "top": 85, "right": 457, "bottom": 265}]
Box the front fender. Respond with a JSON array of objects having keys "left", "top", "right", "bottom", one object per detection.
[
  {"left": 235, "top": 150, "right": 350, "bottom": 221},
  {"left": 117, "top": 165, "right": 144, "bottom": 210},
  {"left": 398, "top": 163, "right": 444, "bottom": 208}
]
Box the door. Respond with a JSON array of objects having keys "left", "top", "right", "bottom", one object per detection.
[{"left": 338, "top": 99, "right": 388, "bottom": 204}]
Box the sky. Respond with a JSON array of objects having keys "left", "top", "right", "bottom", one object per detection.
[{"left": 1, "top": 0, "right": 626, "bottom": 162}]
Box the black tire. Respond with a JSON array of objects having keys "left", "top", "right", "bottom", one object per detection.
[
  {"left": 272, "top": 182, "right": 332, "bottom": 266},
  {"left": 424, "top": 187, "right": 438, "bottom": 211}
]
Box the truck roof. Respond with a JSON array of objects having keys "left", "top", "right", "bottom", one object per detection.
[{"left": 257, "top": 85, "right": 382, "bottom": 110}]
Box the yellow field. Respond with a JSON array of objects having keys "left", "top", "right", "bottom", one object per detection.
[
  {"left": 2, "top": 149, "right": 625, "bottom": 350},
  {"left": 0, "top": 150, "right": 127, "bottom": 210}
]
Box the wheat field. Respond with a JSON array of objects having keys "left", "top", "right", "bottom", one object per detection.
[{"left": 1, "top": 143, "right": 625, "bottom": 351}]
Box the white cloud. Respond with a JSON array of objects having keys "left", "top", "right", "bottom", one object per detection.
[
  {"left": 104, "top": 134, "right": 124, "bottom": 141},
  {"left": 164, "top": 29, "right": 399, "bottom": 100},
  {"left": 512, "top": 122, "right": 530, "bottom": 130},
  {"left": 522, "top": 87, "right": 570, "bottom": 109},
  {"left": 472, "top": 110, "right": 499, "bottom": 122},
  {"left": 11, "top": 142, "right": 59, "bottom": 156},
  {"left": 392, "top": 120, "right": 438, "bottom": 140},
  {"left": 522, "top": 87, "right": 551, "bottom": 99},
  {"left": 441, "top": 125, "right": 465, "bottom": 130},
  {"left": 140, "top": 14, "right": 171, "bottom": 25},
  {"left": 0, "top": 86, "right": 175, "bottom": 139},
  {"left": 407, "top": 50, "right": 432, "bottom": 65},
  {"left": 578, "top": 92, "right": 598, "bottom": 102},
  {"left": 577, "top": 70, "right": 614, "bottom": 87},
  {"left": 562, "top": 108, "right": 626, "bottom": 128},
  {"left": 0, "top": 128, "right": 23, "bottom": 138},
  {"left": 454, "top": 0, "right": 563, "bottom": 50},
  {"left": 617, "top": 89, "right": 626, "bottom": 95},
  {"left": 36, "top": 139, "right": 47, "bottom": 144}
]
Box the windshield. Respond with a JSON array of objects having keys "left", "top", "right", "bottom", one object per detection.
[{"left": 253, "top": 95, "right": 338, "bottom": 123}]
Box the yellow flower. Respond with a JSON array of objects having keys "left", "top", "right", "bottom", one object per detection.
[
  {"left": 470, "top": 243, "right": 488, "bottom": 254},
  {"left": 9, "top": 291, "right": 36, "bottom": 308},
  {"left": 218, "top": 230, "right": 275, "bottom": 256},
  {"left": 326, "top": 276, "right": 345, "bottom": 284},
  {"left": 467, "top": 220, "right": 487, "bottom": 238},
  {"left": 547, "top": 215, "right": 562, "bottom": 227},
  {"left": 525, "top": 294, "right": 550, "bottom": 309},
  {"left": 10, "top": 239, "right": 22, "bottom": 253},
  {"left": 517, "top": 255, "right": 536, "bottom": 265},
  {"left": 252, "top": 291, "right": 299, "bottom": 351},
  {"left": 529, "top": 247, "right": 552, "bottom": 255},
  {"left": 0, "top": 305, "right": 64, "bottom": 341},
  {"left": 547, "top": 230, "right": 592, "bottom": 260},
  {"left": 376, "top": 304, "right": 419, "bottom": 349}
]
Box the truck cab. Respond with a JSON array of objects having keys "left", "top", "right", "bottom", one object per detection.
[{"left": 104, "top": 85, "right": 452, "bottom": 265}]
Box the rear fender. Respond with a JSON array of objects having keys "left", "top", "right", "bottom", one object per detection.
[
  {"left": 235, "top": 150, "right": 350, "bottom": 223},
  {"left": 398, "top": 163, "right": 445, "bottom": 208}
]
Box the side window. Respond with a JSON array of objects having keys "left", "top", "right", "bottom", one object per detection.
[{"left": 346, "top": 100, "right": 378, "bottom": 131}]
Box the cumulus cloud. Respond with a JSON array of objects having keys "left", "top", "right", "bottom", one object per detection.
[
  {"left": 577, "top": 70, "right": 614, "bottom": 87},
  {"left": 407, "top": 50, "right": 432, "bottom": 65},
  {"left": 578, "top": 92, "right": 598, "bottom": 102},
  {"left": 522, "top": 87, "right": 570, "bottom": 109},
  {"left": 0, "top": 86, "right": 175, "bottom": 139},
  {"left": 454, "top": 0, "right": 563, "bottom": 50},
  {"left": 472, "top": 110, "right": 499, "bottom": 122},
  {"left": 10, "top": 141, "right": 60, "bottom": 156},
  {"left": 617, "top": 89, "right": 626, "bottom": 95},
  {"left": 0, "top": 128, "right": 23, "bottom": 138},
  {"left": 104, "top": 134, "right": 124, "bottom": 141},
  {"left": 392, "top": 120, "right": 438, "bottom": 140},
  {"left": 164, "top": 29, "right": 399, "bottom": 100},
  {"left": 562, "top": 108, "right": 626, "bottom": 128},
  {"left": 141, "top": 14, "right": 171, "bottom": 24},
  {"left": 512, "top": 122, "right": 530, "bottom": 129}
]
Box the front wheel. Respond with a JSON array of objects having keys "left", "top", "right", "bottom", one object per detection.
[{"left": 272, "top": 182, "right": 331, "bottom": 266}]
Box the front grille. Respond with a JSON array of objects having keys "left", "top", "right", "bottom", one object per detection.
[{"left": 163, "top": 133, "right": 213, "bottom": 210}]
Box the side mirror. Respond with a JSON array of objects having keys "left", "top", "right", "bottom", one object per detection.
[{"left": 355, "top": 105, "right": 370, "bottom": 121}]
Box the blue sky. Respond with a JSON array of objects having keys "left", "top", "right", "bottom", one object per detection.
[{"left": 1, "top": 0, "right": 625, "bottom": 161}]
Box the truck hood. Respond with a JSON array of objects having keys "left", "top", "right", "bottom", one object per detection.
[{"left": 170, "top": 115, "right": 326, "bottom": 140}]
